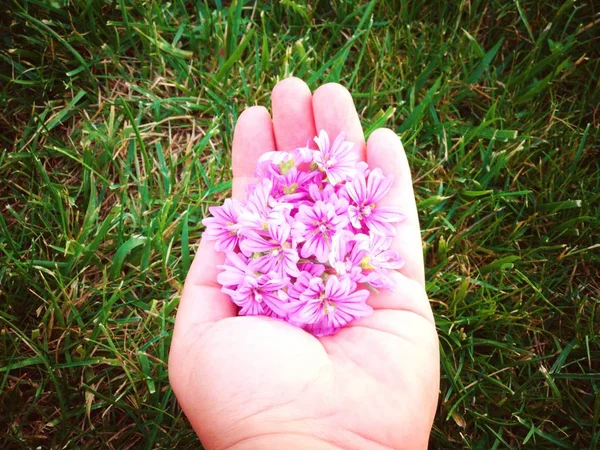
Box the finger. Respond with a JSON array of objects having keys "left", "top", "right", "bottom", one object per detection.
[
  {"left": 174, "top": 107, "right": 276, "bottom": 336},
  {"left": 312, "top": 83, "right": 366, "bottom": 161},
  {"left": 367, "top": 128, "right": 425, "bottom": 286},
  {"left": 364, "top": 272, "right": 433, "bottom": 324},
  {"left": 232, "top": 106, "right": 276, "bottom": 199},
  {"left": 173, "top": 238, "right": 237, "bottom": 340},
  {"left": 272, "top": 77, "right": 317, "bottom": 151}
]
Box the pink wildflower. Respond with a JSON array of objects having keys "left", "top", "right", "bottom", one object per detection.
[
  {"left": 239, "top": 222, "right": 300, "bottom": 277},
  {"left": 346, "top": 168, "right": 404, "bottom": 236},
  {"left": 313, "top": 130, "right": 358, "bottom": 185},
  {"left": 216, "top": 252, "right": 254, "bottom": 286},
  {"left": 202, "top": 130, "right": 405, "bottom": 336},
  {"left": 238, "top": 180, "right": 291, "bottom": 231},
  {"left": 289, "top": 275, "right": 372, "bottom": 336},
  {"left": 270, "top": 167, "right": 318, "bottom": 203},
  {"left": 358, "top": 234, "right": 404, "bottom": 289},
  {"left": 222, "top": 271, "right": 290, "bottom": 317},
  {"left": 328, "top": 231, "right": 368, "bottom": 283},
  {"left": 294, "top": 201, "right": 349, "bottom": 262},
  {"left": 202, "top": 198, "right": 242, "bottom": 252},
  {"left": 308, "top": 184, "right": 349, "bottom": 216}
]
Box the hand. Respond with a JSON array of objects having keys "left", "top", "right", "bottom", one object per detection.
[{"left": 169, "top": 78, "right": 439, "bottom": 450}]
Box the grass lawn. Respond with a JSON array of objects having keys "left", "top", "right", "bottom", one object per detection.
[{"left": 1, "top": 0, "right": 599, "bottom": 448}]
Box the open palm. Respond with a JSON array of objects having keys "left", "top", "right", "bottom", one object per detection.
[{"left": 169, "top": 79, "right": 439, "bottom": 450}]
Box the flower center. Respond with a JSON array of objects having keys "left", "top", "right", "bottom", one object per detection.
[
  {"left": 227, "top": 221, "right": 237, "bottom": 235},
  {"left": 283, "top": 183, "right": 298, "bottom": 195},
  {"left": 325, "top": 158, "right": 337, "bottom": 168},
  {"left": 278, "top": 159, "right": 295, "bottom": 175},
  {"left": 254, "top": 291, "right": 263, "bottom": 303},
  {"left": 359, "top": 255, "right": 374, "bottom": 270},
  {"left": 322, "top": 299, "right": 336, "bottom": 315}
]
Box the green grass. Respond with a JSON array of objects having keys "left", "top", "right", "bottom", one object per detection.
[{"left": 1, "top": 0, "right": 599, "bottom": 448}]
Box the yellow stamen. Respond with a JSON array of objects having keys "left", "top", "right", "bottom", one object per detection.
[
  {"left": 359, "top": 255, "right": 374, "bottom": 270},
  {"left": 279, "top": 159, "right": 295, "bottom": 175},
  {"left": 283, "top": 183, "right": 298, "bottom": 195}
]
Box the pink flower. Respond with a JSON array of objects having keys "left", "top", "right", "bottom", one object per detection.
[
  {"left": 346, "top": 168, "right": 404, "bottom": 236},
  {"left": 365, "top": 234, "right": 404, "bottom": 270},
  {"left": 238, "top": 180, "right": 291, "bottom": 231},
  {"left": 358, "top": 234, "right": 404, "bottom": 289},
  {"left": 239, "top": 222, "right": 300, "bottom": 277},
  {"left": 328, "top": 231, "right": 368, "bottom": 283},
  {"left": 313, "top": 130, "right": 358, "bottom": 185},
  {"left": 222, "top": 270, "right": 290, "bottom": 317},
  {"left": 297, "top": 261, "right": 325, "bottom": 277},
  {"left": 308, "top": 184, "right": 349, "bottom": 216},
  {"left": 202, "top": 198, "right": 242, "bottom": 252},
  {"left": 204, "top": 130, "right": 405, "bottom": 336},
  {"left": 270, "top": 167, "right": 319, "bottom": 203},
  {"left": 216, "top": 252, "right": 253, "bottom": 286},
  {"left": 293, "top": 146, "right": 316, "bottom": 165},
  {"left": 256, "top": 147, "right": 315, "bottom": 179},
  {"left": 255, "top": 151, "right": 292, "bottom": 176},
  {"left": 294, "top": 201, "right": 349, "bottom": 262},
  {"left": 288, "top": 275, "right": 372, "bottom": 336},
  {"left": 287, "top": 271, "right": 315, "bottom": 304}
]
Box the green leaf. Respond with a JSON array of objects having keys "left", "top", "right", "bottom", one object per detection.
[
  {"left": 215, "top": 28, "right": 255, "bottom": 82},
  {"left": 110, "top": 236, "right": 147, "bottom": 278},
  {"left": 156, "top": 41, "right": 193, "bottom": 59},
  {"left": 46, "top": 90, "right": 87, "bottom": 131},
  {"left": 480, "top": 256, "right": 521, "bottom": 274},
  {"left": 460, "top": 189, "right": 494, "bottom": 197},
  {"left": 537, "top": 200, "right": 582, "bottom": 212},
  {"left": 181, "top": 209, "right": 190, "bottom": 277},
  {"left": 398, "top": 76, "right": 442, "bottom": 134},
  {"left": 467, "top": 38, "right": 503, "bottom": 84}
]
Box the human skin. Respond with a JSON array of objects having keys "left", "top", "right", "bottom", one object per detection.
[{"left": 168, "top": 78, "right": 440, "bottom": 449}]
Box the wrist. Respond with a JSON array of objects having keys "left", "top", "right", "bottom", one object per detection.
[
  {"left": 220, "top": 428, "right": 403, "bottom": 450},
  {"left": 227, "top": 433, "right": 343, "bottom": 450}
]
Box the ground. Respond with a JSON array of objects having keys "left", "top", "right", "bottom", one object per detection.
[{"left": 0, "top": 0, "right": 599, "bottom": 448}]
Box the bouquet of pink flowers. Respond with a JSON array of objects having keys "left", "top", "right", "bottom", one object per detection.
[{"left": 202, "top": 131, "right": 405, "bottom": 336}]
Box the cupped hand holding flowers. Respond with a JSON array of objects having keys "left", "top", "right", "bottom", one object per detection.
[
  {"left": 204, "top": 127, "right": 405, "bottom": 336},
  {"left": 169, "top": 79, "right": 439, "bottom": 450}
]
